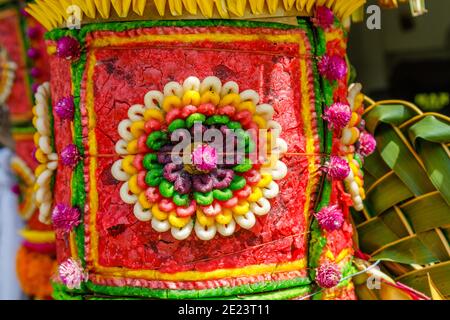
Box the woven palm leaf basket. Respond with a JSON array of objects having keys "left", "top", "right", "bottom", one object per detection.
[{"left": 353, "top": 98, "right": 450, "bottom": 299}]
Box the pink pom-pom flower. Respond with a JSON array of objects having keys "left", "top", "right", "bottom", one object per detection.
[
  {"left": 26, "top": 27, "right": 39, "bottom": 39},
  {"left": 318, "top": 55, "right": 347, "bottom": 81},
  {"left": 55, "top": 96, "right": 75, "bottom": 120},
  {"left": 56, "top": 36, "right": 80, "bottom": 61},
  {"left": 314, "top": 205, "right": 344, "bottom": 232},
  {"left": 52, "top": 203, "right": 80, "bottom": 232},
  {"left": 61, "top": 144, "right": 81, "bottom": 168},
  {"left": 316, "top": 263, "right": 341, "bottom": 288},
  {"left": 31, "top": 83, "right": 39, "bottom": 93},
  {"left": 192, "top": 144, "right": 218, "bottom": 172},
  {"left": 326, "top": 156, "right": 350, "bottom": 180},
  {"left": 11, "top": 184, "right": 20, "bottom": 195},
  {"left": 30, "top": 67, "right": 41, "bottom": 78},
  {"left": 31, "top": 147, "right": 38, "bottom": 163},
  {"left": 58, "top": 258, "right": 87, "bottom": 290},
  {"left": 358, "top": 131, "right": 377, "bottom": 157},
  {"left": 323, "top": 102, "right": 351, "bottom": 130},
  {"left": 27, "top": 48, "right": 40, "bottom": 59},
  {"left": 312, "top": 6, "right": 335, "bottom": 30}
]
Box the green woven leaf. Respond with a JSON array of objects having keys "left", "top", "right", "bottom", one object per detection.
[
  {"left": 408, "top": 116, "right": 450, "bottom": 144},
  {"left": 364, "top": 151, "right": 390, "bottom": 181},
  {"left": 376, "top": 125, "right": 435, "bottom": 196},
  {"left": 419, "top": 142, "right": 450, "bottom": 205},
  {"left": 408, "top": 116, "right": 450, "bottom": 204},
  {"left": 400, "top": 192, "right": 450, "bottom": 233},
  {"left": 364, "top": 104, "right": 417, "bottom": 133},
  {"left": 379, "top": 208, "right": 411, "bottom": 238},
  {"left": 358, "top": 101, "right": 450, "bottom": 298},
  {"left": 397, "top": 262, "right": 450, "bottom": 298},
  {"left": 365, "top": 172, "right": 413, "bottom": 216},
  {"left": 363, "top": 171, "right": 377, "bottom": 190},
  {"left": 417, "top": 230, "right": 450, "bottom": 262},
  {"left": 371, "top": 236, "right": 439, "bottom": 265},
  {"left": 357, "top": 218, "right": 400, "bottom": 254}
]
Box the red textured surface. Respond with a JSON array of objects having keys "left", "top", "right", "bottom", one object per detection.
[
  {"left": 27, "top": 211, "right": 53, "bottom": 231},
  {"left": 49, "top": 54, "right": 74, "bottom": 263},
  {"left": 50, "top": 54, "right": 73, "bottom": 206},
  {"left": 329, "top": 182, "right": 354, "bottom": 259},
  {"left": 14, "top": 138, "right": 36, "bottom": 170},
  {"left": 0, "top": 8, "right": 32, "bottom": 120},
  {"left": 71, "top": 26, "right": 318, "bottom": 275}
]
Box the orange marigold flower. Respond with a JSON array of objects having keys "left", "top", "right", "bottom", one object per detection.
[{"left": 16, "top": 245, "right": 57, "bottom": 299}]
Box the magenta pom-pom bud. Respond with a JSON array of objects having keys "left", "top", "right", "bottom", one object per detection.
[
  {"left": 26, "top": 27, "right": 40, "bottom": 39},
  {"left": 314, "top": 205, "right": 344, "bottom": 232},
  {"left": 30, "top": 67, "right": 41, "bottom": 78},
  {"left": 318, "top": 55, "right": 347, "bottom": 81},
  {"left": 327, "top": 156, "right": 350, "bottom": 180},
  {"left": 59, "top": 258, "right": 87, "bottom": 290},
  {"left": 316, "top": 263, "right": 341, "bottom": 288},
  {"left": 27, "top": 48, "right": 40, "bottom": 59},
  {"left": 20, "top": 8, "right": 30, "bottom": 17},
  {"left": 31, "top": 83, "right": 40, "bottom": 93},
  {"left": 52, "top": 203, "right": 81, "bottom": 232},
  {"left": 11, "top": 184, "right": 20, "bottom": 195},
  {"left": 313, "top": 6, "right": 335, "bottom": 29},
  {"left": 358, "top": 131, "right": 377, "bottom": 157},
  {"left": 192, "top": 144, "right": 218, "bottom": 172},
  {"left": 31, "top": 147, "right": 38, "bottom": 163},
  {"left": 61, "top": 144, "right": 81, "bottom": 168},
  {"left": 56, "top": 36, "right": 81, "bottom": 61},
  {"left": 55, "top": 96, "right": 75, "bottom": 120},
  {"left": 323, "top": 102, "right": 351, "bottom": 130}
]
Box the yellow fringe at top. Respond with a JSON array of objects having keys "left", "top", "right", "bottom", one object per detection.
[{"left": 26, "top": 0, "right": 366, "bottom": 31}]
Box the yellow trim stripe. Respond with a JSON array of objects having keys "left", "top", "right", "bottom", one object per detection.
[
  {"left": 19, "top": 229, "right": 55, "bottom": 243},
  {"left": 95, "top": 259, "right": 307, "bottom": 281}
]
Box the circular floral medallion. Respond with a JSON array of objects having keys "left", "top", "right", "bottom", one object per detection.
[{"left": 112, "top": 76, "right": 288, "bottom": 240}]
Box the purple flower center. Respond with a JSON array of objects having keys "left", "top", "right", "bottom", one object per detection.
[
  {"left": 27, "top": 48, "right": 40, "bottom": 59},
  {"left": 192, "top": 144, "right": 218, "bottom": 172}
]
